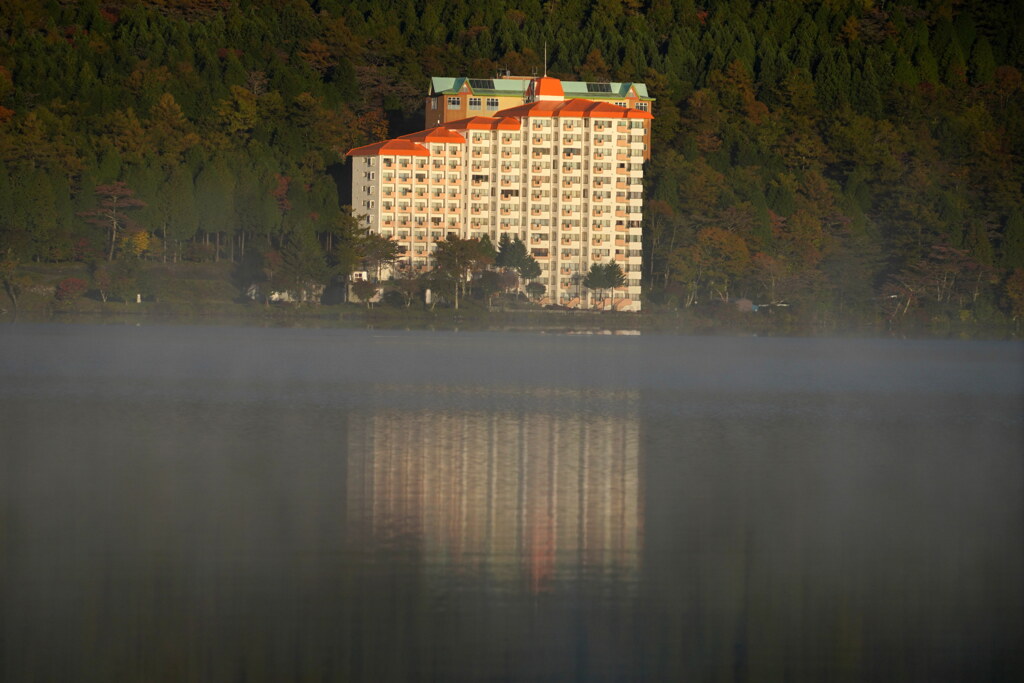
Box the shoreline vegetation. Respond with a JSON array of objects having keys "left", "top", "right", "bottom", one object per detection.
[
  {"left": 3, "top": 262, "right": 1018, "bottom": 340},
  {"left": 2, "top": 3, "right": 1023, "bottom": 338}
]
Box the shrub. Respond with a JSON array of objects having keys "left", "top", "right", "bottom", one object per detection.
[{"left": 54, "top": 277, "right": 88, "bottom": 303}]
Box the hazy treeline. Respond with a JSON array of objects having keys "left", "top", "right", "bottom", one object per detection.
[{"left": 1, "top": 0, "right": 1022, "bottom": 322}]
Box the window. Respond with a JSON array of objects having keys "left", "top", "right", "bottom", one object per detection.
[
  {"left": 486, "top": 98, "right": 499, "bottom": 110},
  {"left": 447, "top": 97, "right": 461, "bottom": 110},
  {"left": 635, "top": 102, "right": 649, "bottom": 112},
  {"left": 615, "top": 101, "right": 627, "bottom": 107},
  {"left": 468, "top": 97, "right": 481, "bottom": 110}
]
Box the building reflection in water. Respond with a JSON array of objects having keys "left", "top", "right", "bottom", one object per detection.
[{"left": 345, "top": 389, "right": 642, "bottom": 593}]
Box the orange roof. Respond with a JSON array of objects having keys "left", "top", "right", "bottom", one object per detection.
[
  {"left": 555, "top": 99, "right": 594, "bottom": 116},
  {"left": 624, "top": 107, "right": 654, "bottom": 120},
  {"left": 445, "top": 116, "right": 521, "bottom": 130},
  {"left": 583, "top": 101, "right": 629, "bottom": 118},
  {"left": 347, "top": 139, "right": 429, "bottom": 157},
  {"left": 398, "top": 126, "right": 466, "bottom": 143},
  {"left": 532, "top": 76, "right": 564, "bottom": 98},
  {"left": 494, "top": 99, "right": 653, "bottom": 121},
  {"left": 494, "top": 101, "right": 563, "bottom": 118}
]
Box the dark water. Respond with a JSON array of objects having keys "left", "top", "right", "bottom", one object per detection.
[{"left": 1, "top": 324, "right": 1022, "bottom": 682}]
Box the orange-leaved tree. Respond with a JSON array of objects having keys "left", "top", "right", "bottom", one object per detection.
[{"left": 78, "top": 182, "right": 147, "bottom": 262}]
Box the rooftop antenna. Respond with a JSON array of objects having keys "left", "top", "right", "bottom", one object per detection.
[{"left": 543, "top": 41, "right": 548, "bottom": 77}]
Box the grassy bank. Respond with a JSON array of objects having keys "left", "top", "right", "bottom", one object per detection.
[{"left": 3, "top": 262, "right": 1019, "bottom": 339}]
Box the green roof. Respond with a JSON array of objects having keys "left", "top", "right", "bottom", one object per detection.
[
  {"left": 430, "top": 77, "right": 653, "bottom": 100},
  {"left": 430, "top": 77, "right": 528, "bottom": 96}
]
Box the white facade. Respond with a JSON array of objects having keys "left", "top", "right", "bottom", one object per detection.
[{"left": 349, "top": 78, "right": 649, "bottom": 311}]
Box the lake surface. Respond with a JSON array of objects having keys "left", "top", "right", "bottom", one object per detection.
[{"left": 1, "top": 324, "right": 1022, "bottom": 682}]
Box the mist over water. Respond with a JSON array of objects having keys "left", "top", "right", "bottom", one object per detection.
[{"left": 2, "top": 325, "right": 1021, "bottom": 681}]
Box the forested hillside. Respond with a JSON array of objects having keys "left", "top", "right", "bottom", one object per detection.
[{"left": 1, "top": 0, "right": 1022, "bottom": 324}]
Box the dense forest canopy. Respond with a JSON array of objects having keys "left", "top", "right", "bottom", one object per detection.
[{"left": 1, "top": 0, "right": 1022, "bottom": 322}]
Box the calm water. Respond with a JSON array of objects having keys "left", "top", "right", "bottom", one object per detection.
[{"left": 1, "top": 324, "right": 1022, "bottom": 682}]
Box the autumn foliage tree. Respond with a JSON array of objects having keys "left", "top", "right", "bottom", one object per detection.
[{"left": 78, "top": 183, "right": 146, "bottom": 262}]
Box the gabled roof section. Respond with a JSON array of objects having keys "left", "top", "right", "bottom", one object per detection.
[
  {"left": 584, "top": 101, "right": 628, "bottom": 117},
  {"left": 429, "top": 77, "right": 460, "bottom": 96},
  {"left": 398, "top": 126, "right": 466, "bottom": 143},
  {"left": 530, "top": 76, "right": 564, "bottom": 100},
  {"left": 495, "top": 101, "right": 563, "bottom": 118},
  {"left": 445, "top": 116, "right": 521, "bottom": 130},
  {"left": 561, "top": 81, "right": 655, "bottom": 101},
  {"left": 431, "top": 76, "right": 530, "bottom": 96},
  {"left": 555, "top": 99, "right": 595, "bottom": 116},
  {"left": 624, "top": 107, "right": 654, "bottom": 120},
  {"left": 347, "top": 139, "right": 429, "bottom": 157}
]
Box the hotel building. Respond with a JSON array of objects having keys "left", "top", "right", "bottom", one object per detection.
[{"left": 348, "top": 76, "right": 653, "bottom": 311}]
